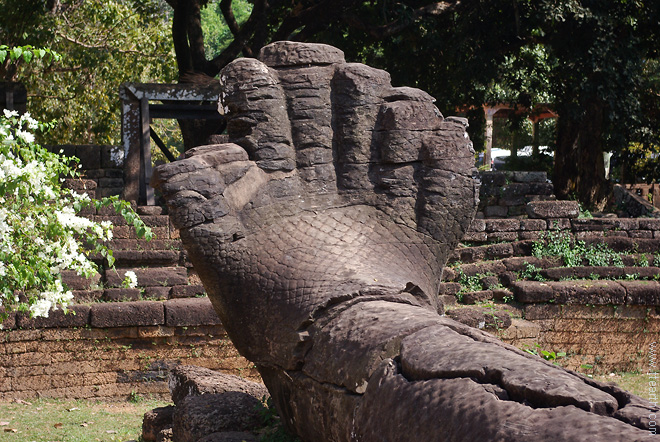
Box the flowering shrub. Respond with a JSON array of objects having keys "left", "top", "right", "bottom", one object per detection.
[
  {"left": 122, "top": 270, "right": 138, "bottom": 289},
  {"left": 0, "top": 110, "right": 152, "bottom": 319}
]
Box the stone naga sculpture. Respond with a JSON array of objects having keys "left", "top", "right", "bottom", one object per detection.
[{"left": 152, "top": 42, "right": 659, "bottom": 441}]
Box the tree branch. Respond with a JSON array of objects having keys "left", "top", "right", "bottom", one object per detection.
[
  {"left": 207, "top": 0, "right": 267, "bottom": 75},
  {"left": 343, "top": 1, "right": 461, "bottom": 40},
  {"left": 186, "top": 0, "right": 209, "bottom": 73},
  {"left": 172, "top": 0, "right": 192, "bottom": 76},
  {"left": 220, "top": 0, "right": 254, "bottom": 57},
  {"left": 271, "top": 0, "right": 356, "bottom": 42},
  {"left": 54, "top": 31, "right": 153, "bottom": 56}
]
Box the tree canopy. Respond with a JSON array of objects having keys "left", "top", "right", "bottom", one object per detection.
[
  {"left": 2, "top": 0, "right": 659, "bottom": 208},
  {"left": 0, "top": 0, "right": 177, "bottom": 145}
]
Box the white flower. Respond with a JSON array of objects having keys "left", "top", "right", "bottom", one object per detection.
[
  {"left": 3, "top": 109, "right": 18, "bottom": 118},
  {"left": 123, "top": 270, "right": 138, "bottom": 288},
  {"left": 16, "top": 129, "right": 35, "bottom": 144},
  {"left": 30, "top": 299, "right": 52, "bottom": 318},
  {"left": 0, "top": 261, "right": 5, "bottom": 277},
  {"left": 55, "top": 207, "right": 94, "bottom": 232},
  {"left": 20, "top": 112, "right": 38, "bottom": 130}
]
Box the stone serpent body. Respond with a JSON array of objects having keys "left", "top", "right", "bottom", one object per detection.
[{"left": 152, "top": 41, "right": 659, "bottom": 442}]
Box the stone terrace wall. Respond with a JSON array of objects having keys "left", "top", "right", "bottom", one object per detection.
[
  {"left": 478, "top": 171, "right": 555, "bottom": 218},
  {"left": 463, "top": 200, "right": 660, "bottom": 246},
  {"left": 0, "top": 298, "right": 259, "bottom": 401},
  {"left": 50, "top": 144, "right": 126, "bottom": 198},
  {"left": 500, "top": 285, "right": 660, "bottom": 374}
]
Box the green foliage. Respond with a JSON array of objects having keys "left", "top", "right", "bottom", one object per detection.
[
  {"left": 0, "top": 112, "right": 152, "bottom": 318},
  {"left": 583, "top": 242, "right": 623, "bottom": 268},
  {"left": 532, "top": 231, "right": 623, "bottom": 268},
  {"left": 523, "top": 343, "right": 566, "bottom": 363},
  {"left": 201, "top": 0, "right": 253, "bottom": 58},
  {"left": 519, "top": 263, "right": 546, "bottom": 282},
  {"left": 455, "top": 270, "right": 497, "bottom": 298},
  {"left": 0, "top": 44, "right": 61, "bottom": 65},
  {"left": 256, "top": 397, "right": 301, "bottom": 442},
  {"left": 0, "top": 0, "right": 177, "bottom": 145},
  {"left": 532, "top": 230, "right": 583, "bottom": 267}
]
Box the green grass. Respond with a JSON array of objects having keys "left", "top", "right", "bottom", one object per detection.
[
  {"left": 0, "top": 398, "right": 169, "bottom": 442},
  {"left": 0, "top": 375, "right": 652, "bottom": 441},
  {"left": 592, "top": 372, "right": 653, "bottom": 398}
]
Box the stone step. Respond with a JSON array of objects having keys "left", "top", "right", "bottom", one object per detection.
[
  {"left": 110, "top": 250, "right": 182, "bottom": 266},
  {"left": 107, "top": 238, "right": 181, "bottom": 251},
  {"left": 448, "top": 255, "right": 660, "bottom": 280},
  {"left": 104, "top": 266, "right": 189, "bottom": 288},
  {"left": 511, "top": 279, "right": 660, "bottom": 305},
  {"left": 540, "top": 266, "right": 660, "bottom": 281}
]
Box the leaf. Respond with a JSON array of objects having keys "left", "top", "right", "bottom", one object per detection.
[
  {"left": 54, "top": 422, "right": 63, "bottom": 429},
  {"left": 22, "top": 50, "right": 33, "bottom": 63},
  {"left": 9, "top": 47, "right": 22, "bottom": 61},
  {"left": 0, "top": 50, "right": 6, "bottom": 63},
  {"left": 0, "top": 422, "right": 10, "bottom": 426},
  {"left": 3, "top": 428, "right": 17, "bottom": 433},
  {"left": 37, "top": 49, "right": 46, "bottom": 58}
]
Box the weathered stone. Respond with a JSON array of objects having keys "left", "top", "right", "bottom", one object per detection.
[
  {"left": 61, "top": 270, "right": 101, "bottom": 290},
  {"left": 259, "top": 41, "right": 344, "bottom": 67},
  {"left": 461, "top": 290, "right": 493, "bottom": 305},
  {"left": 520, "top": 219, "right": 546, "bottom": 231},
  {"left": 103, "top": 288, "right": 141, "bottom": 302},
  {"left": 170, "top": 284, "right": 206, "bottom": 299},
  {"left": 527, "top": 201, "right": 580, "bottom": 219},
  {"left": 168, "top": 365, "right": 268, "bottom": 406},
  {"left": 446, "top": 307, "right": 511, "bottom": 331},
  {"left": 104, "top": 267, "right": 188, "bottom": 288},
  {"left": 454, "top": 246, "right": 487, "bottom": 263},
  {"left": 197, "top": 432, "right": 258, "bottom": 442},
  {"left": 486, "top": 242, "right": 513, "bottom": 259},
  {"left": 172, "top": 393, "right": 262, "bottom": 442},
  {"left": 91, "top": 301, "right": 164, "bottom": 328},
  {"left": 16, "top": 304, "right": 90, "bottom": 329},
  {"left": 620, "top": 280, "right": 660, "bottom": 305},
  {"left": 164, "top": 298, "right": 221, "bottom": 327},
  {"left": 511, "top": 281, "right": 555, "bottom": 303},
  {"left": 513, "top": 171, "right": 547, "bottom": 183},
  {"left": 143, "top": 406, "right": 175, "bottom": 442},
  {"left": 151, "top": 41, "right": 657, "bottom": 442},
  {"left": 437, "top": 282, "right": 461, "bottom": 296},
  {"left": 483, "top": 205, "right": 508, "bottom": 218},
  {"left": 111, "top": 250, "right": 180, "bottom": 266},
  {"left": 0, "top": 309, "right": 17, "bottom": 330},
  {"left": 144, "top": 286, "right": 172, "bottom": 300}
]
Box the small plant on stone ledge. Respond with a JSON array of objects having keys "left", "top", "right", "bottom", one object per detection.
[
  {"left": 532, "top": 230, "right": 584, "bottom": 267},
  {"left": 255, "top": 396, "right": 301, "bottom": 442},
  {"left": 519, "top": 263, "right": 546, "bottom": 282},
  {"left": 456, "top": 270, "right": 485, "bottom": 300},
  {"left": 583, "top": 242, "right": 623, "bottom": 267}
]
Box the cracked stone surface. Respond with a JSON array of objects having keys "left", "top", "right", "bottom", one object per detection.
[{"left": 152, "top": 41, "right": 659, "bottom": 441}]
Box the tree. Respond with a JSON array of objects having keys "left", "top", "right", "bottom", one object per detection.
[
  {"left": 0, "top": 0, "right": 177, "bottom": 145},
  {"left": 161, "top": 0, "right": 467, "bottom": 149}
]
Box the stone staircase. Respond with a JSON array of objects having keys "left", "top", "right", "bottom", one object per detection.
[
  {"left": 440, "top": 202, "right": 660, "bottom": 374},
  {"left": 59, "top": 195, "right": 205, "bottom": 304}
]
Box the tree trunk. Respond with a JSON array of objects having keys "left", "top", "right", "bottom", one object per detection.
[{"left": 553, "top": 100, "right": 611, "bottom": 210}]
